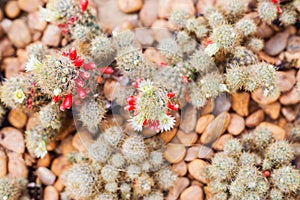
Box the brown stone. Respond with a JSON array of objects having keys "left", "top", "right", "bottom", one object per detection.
[
  {"left": 198, "top": 145, "right": 214, "bottom": 159},
  {"left": 104, "top": 79, "right": 120, "bottom": 101},
  {"left": 264, "top": 31, "right": 289, "bottom": 56},
  {"left": 180, "top": 105, "right": 197, "bottom": 133},
  {"left": 0, "top": 149, "right": 7, "bottom": 177},
  {"left": 18, "top": 0, "right": 40, "bottom": 12},
  {"left": 160, "top": 127, "right": 178, "bottom": 143},
  {"left": 44, "top": 186, "right": 59, "bottom": 200},
  {"left": 42, "top": 25, "right": 61, "bottom": 47},
  {"left": 5, "top": 1, "right": 20, "bottom": 19},
  {"left": 51, "top": 156, "right": 71, "bottom": 176},
  {"left": 37, "top": 167, "right": 56, "bottom": 185},
  {"left": 163, "top": 143, "right": 186, "bottom": 164},
  {"left": 213, "top": 95, "right": 231, "bottom": 115},
  {"left": 144, "top": 47, "right": 167, "bottom": 65},
  {"left": 166, "top": 177, "right": 190, "bottom": 200},
  {"left": 232, "top": 92, "right": 250, "bottom": 116},
  {"left": 72, "top": 132, "right": 93, "bottom": 152},
  {"left": 53, "top": 176, "right": 65, "bottom": 192},
  {"left": 252, "top": 88, "right": 280, "bottom": 105},
  {"left": 171, "top": 160, "right": 187, "bottom": 176},
  {"left": 0, "top": 127, "right": 25, "bottom": 153},
  {"left": 287, "top": 36, "right": 300, "bottom": 53},
  {"left": 0, "top": 38, "right": 15, "bottom": 58},
  {"left": 246, "top": 110, "right": 265, "bottom": 128},
  {"left": 279, "top": 87, "right": 300, "bottom": 105},
  {"left": 188, "top": 159, "right": 209, "bottom": 184},
  {"left": 281, "top": 107, "right": 297, "bottom": 122},
  {"left": 7, "top": 152, "right": 28, "bottom": 178},
  {"left": 260, "top": 102, "right": 281, "bottom": 120},
  {"left": 118, "top": 0, "right": 143, "bottom": 13},
  {"left": 200, "top": 112, "right": 230, "bottom": 144},
  {"left": 28, "top": 11, "right": 47, "bottom": 31},
  {"left": 37, "top": 153, "right": 51, "bottom": 168},
  {"left": 177, "top": 130, "right": 198, "bottom": 146},
  {"left": 195, "top": 114, "right": 214, "bottom": 134},
  {"left": 135, "top": 28, "right": 154, "bottom": 46},
  {"left": 180, "top": 185, "right": 204, "bottom": 200},
  {"left": 256, "top": 23, "right": 274, "bottom": 39},
  {"left": 158, "top": 0, "right": 172, "bottom": 19},
  {"left": 185, "top": 146, "right": 200, "bottom": 162},
  {"left": 200, "top": 99, "right": 214, "bottom": 115},
  {"left": 284, "top": 51, "right": 300, "bottom": 68},
  {"left": 139, "top": 0, "right": 158, "bottom": 26},
  {"left": 276, "top": 70, "right": 296, "bottom": 92},
  {"left": 227, "top": 113, "right": 245, "bottom": 135},
  {"left": 258, "top": 122, "right": 286, "bottom": 140},
  {"left": 213, "top": 134, "right": 233, "bottom": 151},
  {"left": 3, "top": 57, "right": 21, "bottom": 78},
  {"left": 8, "top": 109, "right": 27, "bottom": 129},
  {"left": 60, "top": 135, "right": 77, "bottom": 156},
  {"left": 17, "top": 48, "right": 29, "bottom": 64},
  {"left": 151, "top": 19, "right": 172, "bottom": 42},
  {"left": 8, "top": 19, "right": 31, "bottom": 48}
]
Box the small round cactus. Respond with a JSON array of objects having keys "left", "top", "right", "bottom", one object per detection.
[
  {"left": 247, "top": 38, "right": 264, "bottom": 52},
  {"left": 0, "top": 177, "right": 26, "bottom": 200},
  {"left": 279, "top": 6, "right": 297, "bottom": 26},
  {"left": 211, "top": 24, "right": 239, "bottom": 52},
  {"left": 235, "top": 18, "right": 257, "bottom": 37},
  {"left": 258, "top": 1, "right": 277, "bottom": 23},
  {"left": 189, "top": 49, "right": 215, "bottom": 73},
  {"left": 39, "top": 103, "right": 64, "bottom": 129},
  {"left": 122, "top": 135, "right": 148, "bottom": 164},
  {"left": 204, "top": 7, "right": 226, "bottom": 28},
  {"left": 169, "top": 10, "right": 189, "bottom": 29},
  {"left": 265, "top": 140, "right": 294, "bottom": 167},
  {"left": 87, "top": 137, "right": 112, "bottom": 163},
  {"left": 102, "top": 126, "right": 124, "bottom": 148},
  {"left": 158, "top": 38, "right": 182, "bottom": 65}
]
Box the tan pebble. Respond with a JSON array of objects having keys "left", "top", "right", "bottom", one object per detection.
[
  {"left": 198, "top": 145, "right": 214, "bottom": 159},
  {"left": 3, "top": 57, "right": 20, "bottom": 78},
  {"left": 171, "top": 160, "right": 187, "bottom": 176},
  {"left": 260, "top": 102, "right": 281, "bottom": 120},
  {"left": 200, "top": 99, "right": 214, "bottom": 115},
  {"left": 5, "top": 1, "right": 20, "bottom": 19},
  {"left": 54, "top": 176, "right": 65, "bottom": 192},
  {"left": 144, "top": 47, "right": 167, "bottom": 65},
  {"left": 213, "top": 134, "right": 233, "bottom": 151},
  {"left": 258, "top": 122, "right": 286, "bottom": 140},
  {"left": 51, "top": 156, "right": 71, "bottom": 176},
  {"left": 0, "top": 8, "right": 3, "bottom": 21},
  {"left": 56, "top": 118, "right": 76, "bottom": 140},
  {"left": 118, "top": 0, "right": 143, "bottom": 13},
  {"left": 151, "top": 19, "right": 172, "bottom": 42},
  {"left": 200, "top": 112, "right": 230, "bottom": 144},
  {"left": 7, "top": 152, "right": 28, "bottom": 178},
  {"left": 177, "top": 130, "right": 198, "bottom": 146},
  {"left": 163, "top": 143, "right": 186, "bottom": 164},
  {"left": 44, "top": 186, "right": 59, "bottom": 200},
  {"left": 17, "top": 49, "right": 28, "bottom": 64},
  {"left": 42, "top": 25, "right": 61, "bottom": 47},
  {"left": 0, "top": 38, "right": 15, "bottom": 58},
  {"left": 180, "top": 185, "right": 204, "bottom": 200},
  {"left": 232, "top": 92, "right": 250, "bottom": 116},
  {"left": 284, "top": 51, "right": 300, "bottom": 68},
  {"left": 188, "top": 159, "right": 208, "bottom": 184},
  {"left": 46, "top": 141, "right": 57, "bottom": 151},
  {"left": 37, "top": 153, "right": 51, "bottom": 168},
  {"left": 166, "top": 177, "right": 190, "bottom": 200},
  {"left": 26, "top": 113, "right": 39, "bottom": 130},
  {"left": 245, "top": 110, "right": 265, "bottom": 128},
  {"left": 264, "top": 31, "right": 289, "bottom": 56},
  {"left": 0, "top": 148, "right": 7, "bottom": 177},
  {"left": 37, "top": 167, "right": 56, "bottom": 185},
  {"left": 18, "top": 0, "right": 40, "bottom": 12},
  {"left": 139, "top": 0, "right": 158, "bottom": 26},
  {"left": 213, "top": 95, "right": 231, "bottom": 115},
  {"left": 185, "top": 146, "right": 200, "bottom": 162},
  {"left": 104, "top": 79, "right": 120, "bottom": 101},
  {"left": 281, "top": 107, "right": 297, "bottom": 122},
  {"left": 141, "top": 127, "right": 157, "bottom": 138},
  {"left": 160, "top": 127, "right": 178, "bottom": 143},
  {"left": 191, "top": 180, "right": 204, "bottom": 187},
  {"left": 279, "top": 87, "right": 300, "bottom": 105},
  {"left": 8, "top": 109, "right": 27, "bottom": 129},
  {"left": 276, "top": 70, "right": 296, "bottom": 92},
  {"left": 195, "top": 114, "right": 214, "bottom": 134},
  {"left": 158, "top": 0, "right": 172, "bottom": 19},
  {"left": 277, "top": 117, "right": 287, "bottom": 128},
  {"left": 61, "top": 135, "right": 77, "bottom": 156},
  {"left": 0, "top": 127, "right": 25, "bottom": 153},
  {"left": 204, "top": 186, "right": 213, "bottom": 199},
  {"left": 252, "top": 88, "right": 280, "bottom": 105},
  {"left": 8, "top": 19, "right": 31, "bottom": 48},
  {"left": 180, "top": 105, "right": 197, "bottom": 133},
  {"left": 72, "top": 132, "right": 93, "bottom": 152},
  {"left": 227, "top": 113, "right": 245, "bottom": 135},
  {"left": 28, "top": 11, "right": 47, "bottom": 31}
]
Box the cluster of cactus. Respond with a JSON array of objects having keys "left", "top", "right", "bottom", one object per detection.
[
  {"left": 205, "top": 128, "right": 300, "bottom": 199},
  {"left": 62, "top": 126, "right": 177, "bottom": 200},
  {"left": 0, "top": 177, "right": 27, "bottom": 200}
]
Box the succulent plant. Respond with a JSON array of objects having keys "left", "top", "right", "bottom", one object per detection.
[{"left": 0, "top": 177, "right": 26, "bottom": 200}]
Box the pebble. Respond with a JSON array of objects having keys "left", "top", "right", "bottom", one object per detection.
[
  {"left": 171, "top": 160, "right": 187, "bottom": 176},
  {"left": 144, "top": 47, "right": 167, "bottom": 65},
  {"left": 284, "top": 51, "right": 300, "bottom": 68},
  {"left": 213, "top": 95, "right": 231, "bottom": 115},
  {"left": 227, "top": 113, "right": 245, "bottom": 135},
  {"left": 163, "top": 143, "right": 187, "bottom": 164},
  {"left": 5, "top": 1, "right": 20, "bottom": 19},
  {"left": 213, "top": 134, "right": 233, "bottom": 151},
  {"left": 72, "top": 132, "right": 93, "bottom": 152},
  {"left": 118, "top": 0, "right": 143, "bottom": 13},
  {"left": 18, "top": 0, "right": 40, "bottom": 12},
  {"left": 166, "top": 177, "right": 190, "bottom": 200},
  {"left": 44, "top": 186, "right": 59, "bottom": 200},
  {"left": 37, "top": 167, "right": 56, "bottom": 185},
  {"left": 0, "top": 149, "right": 7, "bottom": 177},
  {"left": 54, "top": 176, "right": 65, "bottom": 192},
  {"left": 28, "top": 11, "right": 47, "bottom": 31},
  {"left": 135, "top": 28, "right": 154, "bottom": 46},
  {"left": 196, "top": 0, "right": 216, "bottom": 14},
  {"left": 0, "top": 9, "right": 3, "bottom": 21},
  {"left": 177, "top": 130, "right": 198, "bottom": 146},
  {"left": 0, "top": 38, "right": 15, "bottom": 57},
  {"left": 0, "top": 127, "right": 25, "bottom": 153},
  {"left": 180, "top": 105, "right": 197, "bottom": 133},
  {"left": 172, "top": 0, "right": 196, "bottom": 16},
  {"left": 37, "top": 153, "right": 51, "bottom": 168},
  {"left": 198, "top": 145, "right": 214, "bottom": 159},
  {"left": 3, "top": 57, "right": 20, "bottom": 78},
  {"left": 42, "top": 25, "right": 61, "bottom": 47},
  {"left": 276, "top": 70, "right": 296, "bottom": 92},
  {"left": 281, "top": 107, "right": 297, "bottom": 122},
  {"left": 260, "top": 101, "right": 281, "bottom": 120},
  {"left": 187, "top": 159, "right": 208, "bottom": 184},
  {"left": 195, "top": 114, "right": 214, "bottom": 134},
  {"left": 158, "top": 0, "right": 172, "bottom": 19},
  {"left": 287, "top": 36, "right": 300, "bottom": 53},
  {"left": 245, "top": 109, "right": 265, "bottom": 128},
  {"left": 8, "top": 109, "right": 27, "bottom": 129},
  {"left": 104, "top": 79, "right": 120, "bottom": 101},
  {"left": 200, "top": 99, "right": 214, "bottom": 115},
  {"left": 180, "top": 185, "right": 204, "bottom": 200},
  {"left": 8, "top": 19, "right": 31, "bottom": 48},
  {"left": 258, "top": 122, "right": 286, "bottom": 140},
  {"left": 7, "top": 152, "right": 28, "bottom": 178},
  {"left": 256, "top": 23, "right": 274, "bottom": 39},
  {"left": 61, "top": 135, "right": 77, "bottom": 155},
  {"left": 51, "top": 156, "right": 71, "bottom": 176},
  {"left": 17, "top": 48, "right": 29, "bottom": 64},
  {"left": 185, "top": 146, "right": 200, "bottom": 162},
  {"left": 232, "top": 92, "right": 250, "bottom": 116},
  {"left": 279, "top": 87, "right": 300, "bottom": 105},
  {"left": 159, "top": 127, "right": 178, "bottom": 143},
  {"left": 139, "top": 0, "right": 158, "bottom": 26},
  {"left": 151, "top": 19, "right": 172, "bottom": 42},
  {"left": 252, "top": 88, "right": 280, "bottom": 105},
  {"left": 264, "top": 31, "right": 289, "bottom": 56},
  {"left": 200, "top": 112, "right": 230, "bottom": 144}
]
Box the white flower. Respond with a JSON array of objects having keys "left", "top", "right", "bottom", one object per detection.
[
  {"left": 128, "top": 117, "right": 143, "bottom": 132},
  {"left": 14, "top": 89, "right": 26, "bottom": 103},
  {"left": 53, "top": 87, "right": 62, "bottom": 96},
  {"left": 25, "top": 56, "right": 43, "bottom": 72},
  {"left": 204, "top": 43, "right": 219, "bottom": 56},
  {"left": 138, "top": 80, "right": 154, "bottom": 94},
  {"left": 39, "top": 6, "right": 60, "bottom": 22},
  {"left": 35, "top": 140, "right": 47, "bottom": 158},
  {"left": 158, "top": 114, "right": 175, "bottom": 132}
]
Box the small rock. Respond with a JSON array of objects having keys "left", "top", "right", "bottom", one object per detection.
[
  {"left": 17, "top": 48, "right": 29, "bottom": 64},
  {"left": 2, "top": 57, "right": 20, "bottom": 78},
  {"left": 51, "top": 156, "right": 71, "bottom": 176},
  {"left": 1, "top": 18, "right": 12, "bottom": 32},
  {"left": 0, "top": 9, "right": 3, "bottom": 21},
  {"left": 118, "top": 0, "right": 143, "bottom": 13},
  {"left": 37, "top": 167, "right": 56, "bottom": 185},
  {"left": 0, "top": 127, "right": 25, "bottom": 153},
  {"left": 258, "top": 122, "right": 286, "bottom": 140},
  {"left": 284, "top": 51, "right": 300, "bottom": 68},
  {"left": 200, "top": 112, "right": 230, "bottom": 144},
  {"left": 172, "top": 0, "right": 196, "bottom": 16},
  {"left": 198, "top": 145, "right": 214, "bottom": 159},
  {"left": 232, "top": 92, "right": 250, "bottom": 116},
  {"left": 227, "top": 113, "right": 245, "bottom": 135},
  {"left": 177, "top": 130, "right": 198, "bottom": 146},
  {"left": 18, "top": 0, "right": 40, "bottom": 12},
  {"left": 26, "top": 113, "right": 39, "bottom": 130},
  {"left": 158, "top": 0, "right": 172, "bottom": 19},
  {"left": 0, "top": 149, "right": 7, "bottom": 177},
  {"left": 196, "top": 0, "right": 216, "bottom": 14},
  {"left": 144, "top": 47, "right": 167, "bottom": 65},
  {"left": 42, "top": 25, "right": 61, "bottom": 47},
  {"left": 44, "top": 186, "right": 59, "bottom": 200},
  {"left": 287, "top": 36, "right": 300, "bottom": 53},
  {"left": 37, "top": 153, "right": 51, "bottom": 168},
  {"left": 7, "top": 152, "right": 28, "bottom": 178},
  {"left": 213, "top": 95, "right": 231, "bottom": 115},
  {"left": 252, "top": 88, "right": 280, "bottom": 105},
  {"left": 72, "top": 132, "right": 93, "bottom": 152},
  {"left": 8, "top": 19, "right": 31, "bottom": 48},
  {"left": 180, "top": 185, "right": 204, "bottom": 200},
  {"left": 166, "top": 177, "right": 190, "bottom": 200},
  {"left": 281, "top": 107, "right": 297, "bottom": 122},
  {"left": 53, "top": 176, "right": 64, "bottom": 192},
  {"left": 185, "top": 146, "right": 200, "bottom": 162},
  {"left": 171, "top": 160, "right": 187, "bottom": 176},
  {"left": 8, "top": 109, "right": 27, "bottom": 129},
  {"left": 276, "top": 70, "right": 296, "bottom": 92},
  {"left": 104, "top": 79, "right": 120, "bottom": 101},
  {"left": 159, "top": 128, "right": 178, "bottom": 143},
  {"left": 61, "top": 135, "right": 77, "bottom": 156},
  {"left": 163, "top": 143, "right": 187, "bottom": 164},
  {"left": 135, "top": 28, "right": 154, "bottom": 46},
  {"left": 245, "top": 110, "right": 265, "bottom": 128},
  {"left": 139, "top": 0, "right": 158, "bottom": 26},
  {"left": 200, "top": 99, "right": 214, "bottom": 115},
  {"left": 195, "top": 114, "right": 214, "bottom": 134},
  {"left": 28, "top": 11, "right": 47, "bottom": 31},
  {"left": 180, "top": 105, "right": 197, "bottom": 133},
  {"left": 5, "top": 1, "right": 20, "bottom": 19},
  {"left": 151, "top": 19, "right": 172, "bottom": 42},
  {"left": 279, "top": 87, "right": 300, "bottom": 105},
  {"left": 264, "top": 31, "right": 289, "bottom": 56},
  {"left": 187, "top": 159, "right": 208, "bottom": 184},
  {"left": 260, "top": 101, "right": 281, "bottom": 120},
  {"left": 213, "top": 134, "right": 233, "bottom": 151},
  {"left": 256, "top": 23, "right": 274, "bottom": 39},
  {"left": 0, "top": 38, "right": 15, "bottom": 58}
]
